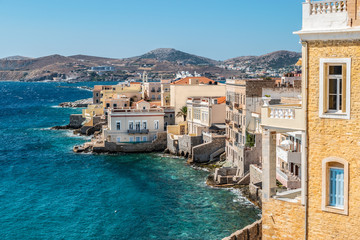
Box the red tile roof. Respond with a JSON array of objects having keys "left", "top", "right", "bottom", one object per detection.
[
  {"left": 217, "top": 96, "right": 226, "bottom": 104},
  {"left": 171, "top": 77, "right": 215, "bottom": 85}
]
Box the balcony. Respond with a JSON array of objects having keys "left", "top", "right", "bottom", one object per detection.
[
  {"left": 127, "top": 129, "right": 149, "bottom": 134},
  {"left": 261, "top": 104, "right": 305, "bottom": 131},
  {"left": 297, "top": 0, "right": 348, "bottom": 33},
  {"left": 276, "top": 146, "right": 301, "bottom": 165},
  {"left": 276, "top": 168, "right": 301, "bottom": 190}
]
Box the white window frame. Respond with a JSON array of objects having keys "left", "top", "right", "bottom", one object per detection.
[
  {"left": 129, "top": 137, "right": 134, "bottom": 142},
  {"left": 116, "top": 137, "right": 121, "bottom": 143},
  {"left": 154, "top": 120, "right": 159, "bottom": 130},
  {"left": 116, "top": 121, "right": 121, "bottom": 131},
  {"left": 128, "top": 121, "right": 134, "bottom": 130},
  {"left": 319, "top": 58, "right": 351, "bottom": 119},
  {"left": 142, "top": 136, "right": 147, "bottom": 142},
  {"left": 142, "top": 120, "right": 147, "bottom": 130}
]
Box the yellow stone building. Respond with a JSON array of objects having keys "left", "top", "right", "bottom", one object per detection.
[{"left": 261, "top": 0, "right": 360, "bottom": 239}]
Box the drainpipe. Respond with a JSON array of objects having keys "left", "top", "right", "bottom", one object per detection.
[{"left": 302, "top": 40, "right": 309, "bottom": 240}]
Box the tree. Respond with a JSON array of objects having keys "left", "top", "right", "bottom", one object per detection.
[{"left": 176, "top": 106, "right": 188, "bottom": 121}]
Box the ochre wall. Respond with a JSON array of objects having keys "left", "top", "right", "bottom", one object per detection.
[
  {"left": 306, "top": 40, "right": 360, "bottom": 239},
  {"left": 262, "top": 198, "right": 305, "bottom": 240}
]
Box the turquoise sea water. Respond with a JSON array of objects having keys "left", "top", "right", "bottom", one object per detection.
[{"left": 0, "top": 82, "right": 260, "bottom": 240}]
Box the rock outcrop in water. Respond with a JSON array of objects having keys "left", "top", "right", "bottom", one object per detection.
[{"left": 58, "top": 98, "right": 92, "bottom": 108}]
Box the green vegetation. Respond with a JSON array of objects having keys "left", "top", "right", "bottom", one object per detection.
[
  {"left": 245, "top": 131, "right": 255, "bottom": 148},
  {"left": 176, "top": 106, "right": 188, "bottom": 121}
]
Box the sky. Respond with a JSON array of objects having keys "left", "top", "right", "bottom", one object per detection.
[{"left": 0, "top": 0, "right": 304, "bottom": 60}]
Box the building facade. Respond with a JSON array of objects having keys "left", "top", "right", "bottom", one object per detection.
[
  {"left": 103, "top": 108, "right": 165, "bottom": 143},
  {"left": 186, "top": 96, "right": 226, "bottom": 136},
  {"left": 225, "top": 79, "right": 276, "bottom": 177},
  {"left": 143, "top": 82, "right": 162, "bottom": 101},
  {"left": 170, "top": 77, "right": 226, "bottom": 124},
  {"left": 261, "top": 0, "right": 360, "bottom": 239}
]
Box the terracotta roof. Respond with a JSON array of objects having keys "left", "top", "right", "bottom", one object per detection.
[
  {"left": 150, "top": 101, "right": 161, "bottom": 107},
  {"left": 93, "top": 85, "right": 103, "bottom": 91},
  {"left": 130, "top": 82, "right": 141, "bottom": 84},
  {"left": 171, "top": 77, "right": 215, "bottom": 85},
  {"left": 135, "top": 99, "right": 146, "bottom": 104},
  {"left": 217, "top": 96, "right": 226, "bottom": 104}
]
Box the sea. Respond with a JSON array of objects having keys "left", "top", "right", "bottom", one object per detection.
[{"left": 0, "top": 81, "right": 260, "bottom": 240}]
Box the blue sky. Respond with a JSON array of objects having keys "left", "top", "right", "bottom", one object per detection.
[{"left": 0, "top": 0, "right": 304, "bottom": 60}]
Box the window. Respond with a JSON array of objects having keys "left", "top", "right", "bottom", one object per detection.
[
  {"left": 135, "top": 121, "right": 141, "bottom": 131},
  {"left": 142, "top": 136, "right": 147, "bottom": 142},
  {"left": 96, "top": 100, "right": 99, "bottom": 103},
  {"left": 329, "top": 168, "right": 344, "bottom": 207},
  {"left": 129, "top": 137, "right": 134, "bottom": 142},
  {"left": 154, "top": 120, "right": 159, "bottom": 130},
  {"left": 128, "top": 121, "right": 134, "bottom": 130},
  {"left": 142, "top": 121, "right": 147, "bottom": 130},
  {"left": 322, "top": 157, "right": 348, "bottom": 215},
  {"left": 136, "top": 136, "right": 141, "bottom": 142},
  {"left": 96, "top": 93, "right": 99, "bottom": 97},
  {"left": 106, "top": 103, "right": 110, "bottom": 108},
  {"left": 116, "top": 137, "right": 121, "bottom": 143},
  {"left": 319, "top": 58, "right": 351, "bottom": 119},
  {"left": 116, "top": 121, "right": 121, "bottom": 130},
  {"left": 113, "top": 104, "right": 117, "bottom": 108}
]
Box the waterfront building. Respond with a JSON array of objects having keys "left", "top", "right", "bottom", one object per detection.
[
  {"left": 261, "top": 0, "right": 360, "bottom": 239},
  {"left": 93, "top": 82, "right": 142, "bottom": 104},
  {"left": 170, "top": 77, "right": 226, "bottom": 124},
  {"left": 102, "top": 94, "right": 130, "bottom": 109},
  {"left": 103, "top": 105, "right": 165, "bottom": 143},
  {"left": 186, "top": 96, "right": 226, "bottom": 136},
  {"left": 225, "top": 79, "right": 276, "bottom": 177}
]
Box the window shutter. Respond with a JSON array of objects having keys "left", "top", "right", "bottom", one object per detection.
[
  {"left": 342, "top": 63, "right": 346, "bottom": 113},
  {"left": 323, "top": 63, "right": 329, "bottom": 113},
  {"left": 329, "top": 168, "right": 344, "bottom": 207}
]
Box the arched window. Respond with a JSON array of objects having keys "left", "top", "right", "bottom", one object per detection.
[{"left": 321, "top": 157, "right": 348, "bottom": 215}]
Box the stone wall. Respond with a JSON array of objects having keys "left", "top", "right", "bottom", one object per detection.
[
  {"left": 305, "top": 40, "right": 360, "bottom": 239},
  {"left": 166, "top": 134, "right": 179, "bottom": 154},
  {"left": 262, "top": 198, "right": 305, "bottom": 240},
  {"left": 178, "top": 135, "right": 202, "bottom": 157},
  {"left": 95, "top": 132, "right": 167, "bottom": 153},
  {"left": 222, "top": 220, "right": 262, "bottom": 240},
  {"left": 249, "top": 164, "right": 262, "bottom": 206},
  {"left": 69, "top": 114, "right": 85, "bottom": 129},
  {"left": 192, "top": 135, "right": 225, "bottom": 163},
  {"left": 244, "top": 133, "right": 262, "bottom": 173}
]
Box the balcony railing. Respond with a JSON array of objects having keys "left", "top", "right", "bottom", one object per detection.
[
  {"left": 127, "top": 129, "right": 149, "bottom": 134},
  {"left": 270, "top": 107, "right": 295, "bottom": 119},
  {"left": 310, "top": 0, "right": 346, "bottom": 15},
  {"left": 261, "top": 104, "right": 305, "bottom": 131}
]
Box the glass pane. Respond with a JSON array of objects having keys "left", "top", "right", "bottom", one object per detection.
[
  {"left": 329, "top": 95, "right": 337, "bottom": 110},
  {"left": 329, "top": 65, "right": 342, "bottom": 75},
  {"left": 339, "top": 95, "right": 342, "bottom": 110},
  {"left": 329, "top": 78, "right": 337, "bottom": 94}
]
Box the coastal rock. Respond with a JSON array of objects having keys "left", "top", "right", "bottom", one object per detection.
[{"left": 59, "top": 98, "right": 92, "bottom": 108}]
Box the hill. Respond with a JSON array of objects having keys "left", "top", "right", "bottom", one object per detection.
[
  {"left": 130, "top": 48, "right": 218, "bottom": 66},
  {"left": 225, "top": 50, "right": 301, "bottom": 70}
]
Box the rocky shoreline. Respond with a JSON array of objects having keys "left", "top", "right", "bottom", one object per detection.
[{"left": 58, "top": 98, "right": 92, "bottom": 108}]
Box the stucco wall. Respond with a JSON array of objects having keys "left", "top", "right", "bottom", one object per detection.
[{"left": 170, "top": 84, "right": 226, "bottom": 124}]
